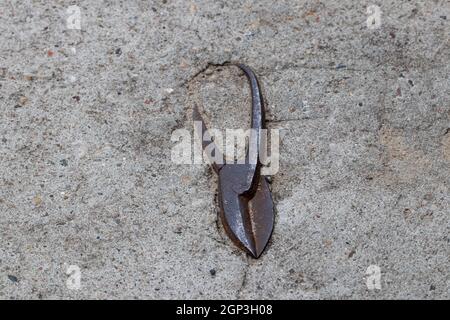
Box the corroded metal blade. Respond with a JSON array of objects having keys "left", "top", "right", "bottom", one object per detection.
[
  {"left": 193, "top": 63, "right": 275, "bottom": 258},
  {"left": 218, "top": 168, "right": 274, "bottom": 258}
]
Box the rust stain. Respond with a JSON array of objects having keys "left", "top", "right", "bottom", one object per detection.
[{"left": 379, "top": 127, "right": 431, "bottom": 183}]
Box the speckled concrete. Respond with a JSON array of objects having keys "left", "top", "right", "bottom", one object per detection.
[{"left": 0, "top": 0, "right": 449, "bottom": 299}]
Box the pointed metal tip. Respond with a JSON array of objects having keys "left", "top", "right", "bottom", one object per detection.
[
  {"left": 247, "top": 247, "right": 258, "bottom": 259},
  {"left": 243, "top": 243, "right": 264, "bottom": 259}
]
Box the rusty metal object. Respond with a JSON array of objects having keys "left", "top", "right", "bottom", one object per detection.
[{"left": 193, "top": 63, "right": 274, "bottom": 258}]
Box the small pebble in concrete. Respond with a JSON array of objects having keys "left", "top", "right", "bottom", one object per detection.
[
  {"left": 33, "top": 195, "right": 42, "bottom": 206},
  {"left": 19, "top": 96, "right": 28, "bottom": 105},
  {"left": 209, "top": 269, "right": 216, "bottom": 276},
  {"left": 7, "top": 275, "right": 18, "bottom": 283}
]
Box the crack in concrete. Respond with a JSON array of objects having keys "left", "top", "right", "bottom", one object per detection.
[
  {"left": 182, "top": 61, "right": 232, "bottom": 89},
  {"left": 376, "top": 71, "right": 390, "bottom": 131},
  {"left": 236, "top": 261, "right": 250, "bottom": 299},
  {"left": 267, "top": 62, "right": 377, "bottom": 74},
  {"left": 267, "top": 116, "right": 329, "bottom": 123}
]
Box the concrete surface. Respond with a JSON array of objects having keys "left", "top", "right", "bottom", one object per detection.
[{"left": 0, "top": 0, "right": 449, "bottom": 299}]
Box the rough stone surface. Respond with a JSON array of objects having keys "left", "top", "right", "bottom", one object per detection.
[{"left": 0, "top": 0, "right": 449, "bottom": 299}]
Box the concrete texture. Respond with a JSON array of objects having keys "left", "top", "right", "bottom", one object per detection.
[{"left": 0, "top": 0, "right": 449, "bottom": 299}]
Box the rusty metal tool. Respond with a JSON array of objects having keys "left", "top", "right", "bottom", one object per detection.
[{"left": 193, "top": 63, "right": 274, "bottom": 258}]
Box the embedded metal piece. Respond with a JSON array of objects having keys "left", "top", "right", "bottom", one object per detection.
[{"left": 193, "top": 63, "right": 274, "bottom": 258}]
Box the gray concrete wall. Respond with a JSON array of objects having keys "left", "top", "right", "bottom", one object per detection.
[{"left": 0, "top": 0, "right": 448, "bottom": 299}]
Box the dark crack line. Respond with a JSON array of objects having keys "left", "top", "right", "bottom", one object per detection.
[
  {"left": 182, "top": 61, "right": 232, "bottom": 89},
  {"left": 267, "top": 116, "right": 328, "bottom": 123},
  {"left": 264, "top": 63, "right": 376, "bottom": 74},
  {"left": 236, "top": 259, "right": 250, "bottom": 299},
  {"left": 376, "top": 70, "right": 390, "bottom": 131},
  {"left": 212, "top": 212, "right": 227, "bottom": 247}
]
